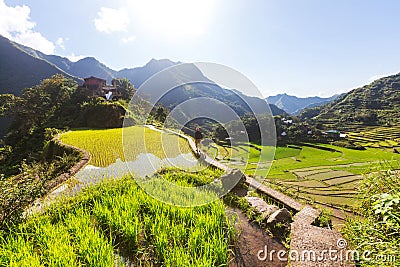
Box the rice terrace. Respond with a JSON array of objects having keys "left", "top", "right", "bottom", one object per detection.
[
  {"left": 3, "top": 120, "right": 399, "bottom": 266},
  {"left": 1, "top": 2, "right": 400, "bottom": 265},
  {"left": 1, "top": 74, "right": 400, "bottom": 266}
]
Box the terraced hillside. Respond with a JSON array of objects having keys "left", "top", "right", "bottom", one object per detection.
[
  {"left": 60, "top": 126, "right": 192, "bottom": 167},
  {"left": 310, "top": 72, "right": 400, "bottom": 128},
  {"left": 347, "top": 125, "right": 400, "bottom": 151}
]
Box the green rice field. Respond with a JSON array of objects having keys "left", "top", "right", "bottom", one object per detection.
[
  {"left": 0, "top": 170, "right": 235, "bottom": 266},
  {"left": 60, "top": 125, "right": 400, "bottom": 209},
  {"left": 216, "top": 140, "right": 400, "bottom": 209},
  {"left": 60, "top": 126, "right": 191, "bottom": 167}
]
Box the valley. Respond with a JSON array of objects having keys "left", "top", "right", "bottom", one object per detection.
[{"left": 1, "top": 34, "right": 400, "bottom": 266}]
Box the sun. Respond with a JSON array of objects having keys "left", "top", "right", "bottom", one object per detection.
[{"left": 129, "top": 0, "right": 217, "bottom": 39}]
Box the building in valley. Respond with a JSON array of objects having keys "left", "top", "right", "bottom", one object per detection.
[{"left": 81, "top": 76, "right": 121, "bottom": 100}]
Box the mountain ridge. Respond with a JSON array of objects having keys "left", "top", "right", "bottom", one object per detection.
[
  {"left": 0, "top": 35, "right": 285, "bottom": 137},
  {"left": 0, "top": 35, "right": 80, "bottom": 95},
  {"left": 266, "top": 93, "right": 340, "bottom": 114}
]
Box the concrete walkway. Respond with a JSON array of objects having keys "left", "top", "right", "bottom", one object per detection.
[{"left": 291, "top": 216, "right": 355, "bottom": 266}]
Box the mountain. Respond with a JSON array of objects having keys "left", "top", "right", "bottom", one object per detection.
[
  {"left": 13, "top": 40, "right": 174, "bottom": 87},
  {"left": 67, "top": 57, "right": 116, "bottom": 83},
  {"left": 131, "top": 61, "right": 286, "bottom": 118},
  {"left": 0, "top": 35, "right": 79, "bottom": 95},
  {"left": 13, "top": 42, "right": 117, "bottom": 84},
  {"left": 0, "top": 35, "right": 284, "bottom": 132},
  {"left": 266, "top": 93, "right": 340, "bottom": 114},
  {"left": 6, "top": 34, "right": 284, "bottom": 117},
  {"left": 307, "top": 73, "right": 400, "bottom": 128},
  {"left": 117, "top": 58, "right": 177, "bottom": 88},
  {"left": 0, "top": 36, "right": 82, "bottom": 137}
]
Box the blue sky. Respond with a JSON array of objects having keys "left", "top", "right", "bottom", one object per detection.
[{"left": 1, "top": 0, "right": 400, "bottom": 97}]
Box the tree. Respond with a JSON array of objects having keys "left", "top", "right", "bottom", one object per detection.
[
  {"left": 113, "top": 78, "right": 135, "bottom": 100},
  {"left": 0, "top": 94, "right": 21, "bottom": 117},
  {"left": 6, "top": 74, "right": 77, "bottom": 145},
  {"left": 154, "top": 106, "right": 167, "bottom": 123}
]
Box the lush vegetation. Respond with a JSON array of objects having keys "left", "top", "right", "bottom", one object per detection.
[
  {"left": 0, "top": 134, "right": 82, "bottom": 231},
  {"left": 0, "top": 169, "right": 236, "bottom": 266},
  {"left": 265, "top": 144, "right": 399, "bottom": 208},
  {"left": 1, "top": 62, "right": 399, "bottom": 266},
  {"left": 265, "top": 144, "right": 400, "bottom": 178},
  {"left": 217, "top": 143, "right": 400, "bottom": 179},
  {"left": 0, "top": 75, "right": 147, "bottom": 231},
  {"left": 60, "top": 126, "right": 191, "bottom": 167},
  {"left": 0, "top": 75, "right": 138, "bottom": 175},
  {"left": 341, "top": 170, "right": 400, "bottom": 266},
  {"left": 306, "top": 73, "right": 400, "bottom": 128}
]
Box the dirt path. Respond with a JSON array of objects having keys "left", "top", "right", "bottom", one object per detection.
[{"left": 228, "top": 208, "right": 287, "bottom": 267}]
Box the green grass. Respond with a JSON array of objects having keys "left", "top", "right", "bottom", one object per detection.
[
  {"left": 273, "top": 146, "right": 302, "bottom": 159},
  {"left": 264, "top": 144, "right": 400, "bottom": 208},
  {"left": 0, "top": 169, "right": 236, "bottom": 266},
  {"left": 60, "top": 126, "right": 191, "bottom": 167},
  {"left": 280, "top": 180, "right": 329, "bottom": 188},
  {"left": 322, "top": 176, "right": 361, "bottom": 186},
  {"left": 309, "top": 171, "right": 354, "bottom": 180}
]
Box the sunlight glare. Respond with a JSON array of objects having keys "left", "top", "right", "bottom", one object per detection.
[{"left": 130, "top": 0, "right": 217, "bottom": 39}]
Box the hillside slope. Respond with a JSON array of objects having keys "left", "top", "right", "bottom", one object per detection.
[
  {"left": 0, "top": 35, "right": 78, "bottom": 95},
  {"left": 117, "top": 58, "right": 177, "bottom": 88},
  {"left": 311, "top": 73, "right": 400, "bottom": 128},
  {"left": 133, "top": 61, "right": 285, "bottom": 117},
  {"left": 13, "top": 41, "right": 116, "bottom": 84}
]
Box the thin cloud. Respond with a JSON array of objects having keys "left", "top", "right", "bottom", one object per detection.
[
  {"left": 66, "top": 53, "right": 86, "bottom": 62},
  {"left": 0, "top": 0, "right": 55, "bottom": 54},
  {"left": 56, "top": 37, "right": 66, "bottom": 50},
  {"left": 94, "top": 7, "right": 130, "bottom": 34},
  {"left": 121, "top": 35, "right": 136, "bottom": 44}
]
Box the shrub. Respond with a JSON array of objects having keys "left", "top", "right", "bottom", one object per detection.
[
  {"left": 341, "top": 171, "right": 400, "bottom": 266},
  {"left": 312, "top": 207, "right": 332, "bottom": 228}
]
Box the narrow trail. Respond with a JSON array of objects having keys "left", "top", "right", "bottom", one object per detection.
[{"left": 228, "top": 208, "right": 287, "bottom": 267}]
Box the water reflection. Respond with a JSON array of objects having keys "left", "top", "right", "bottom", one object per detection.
[
  {"left": 26, "top": 152, "right": 200, "bottom": 215},
  {"left": 73, "top": 152, "right": 199, "bottom": 192}
]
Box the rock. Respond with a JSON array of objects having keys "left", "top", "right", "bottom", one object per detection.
[
  {"left": 267, "top": 208, "right": 292, "bottom": 224},
  {"left": 245, "top": 196, "right": 279, "bottom": 215},
  {"left": 221, "top": 169, "right": 245, "bottom": 190}
]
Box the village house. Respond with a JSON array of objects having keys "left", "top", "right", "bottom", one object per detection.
[{"left": 81, "top": 76, "right": 121, "bottom": 100}]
